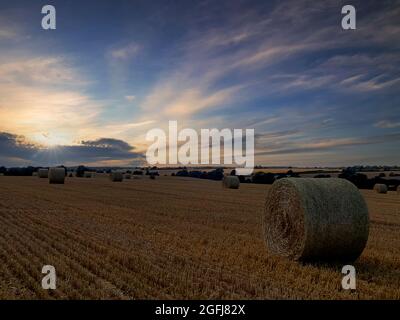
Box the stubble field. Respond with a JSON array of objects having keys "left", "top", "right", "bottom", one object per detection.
[{"left": 0, "top": 175, "right": 399, "bottom": 299}]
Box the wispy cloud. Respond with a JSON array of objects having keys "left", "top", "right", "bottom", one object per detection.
[
  {"left": 110, "top": 43, "right": 141, "bottom": 60},
  {"left": 0, "top": 57, "right": 87, "bottom": 86},
  {"left": 257, "top": 132, "right": 400, "bottom": 156},
  {"left": 0, "top": 28, "right": 16, "bottom": 40},
  {"left": 374, "top": 120, "right": 400, "bottom": 129},
  {"left": 125, "top": 95, "right": 136, "bottom": 102}
]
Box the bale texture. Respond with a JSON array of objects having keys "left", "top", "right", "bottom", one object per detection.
[
  {"left": 38, "top": 169, "right": 49, "bottom": 178},
  {"left": 110, "top": 171, "right": 124, "bottom": 182},
  {"left": 263, "top": 178, "right": 369, "bottom": 262},
  {"left": 48, "top": 168, "right": 65, "bottom": 184},
  {"left": 222, "top": 176, "right": 240, "bottom": 189},
  {"left": 374, "top": 184, "right": 388, "bottom": 194}
]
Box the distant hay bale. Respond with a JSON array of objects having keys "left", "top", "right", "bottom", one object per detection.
[
  {"left": 222, "top": 176, "right": 240, "bottom": 189},
  {"left": 48, "top": 168, "right": 65, "bottom": 184},
  {"left": 374, "top": 183, "right": 388, "bottom": 194},
  {"left": 110, "top": 171, "right": 124, "bottom": 182},
  {"left": 38, "top": 169, "right": 49, "bottom": 178},
  {"left": 263, "top": 178, "right": 369, "bottom": 262},
  {"left": 83, "top": 171, "right": 93, "bottom": 178}
]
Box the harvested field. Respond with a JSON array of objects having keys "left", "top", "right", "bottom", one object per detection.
[{"left": 0, "top": 176, "right": 399, "bottom": 299}]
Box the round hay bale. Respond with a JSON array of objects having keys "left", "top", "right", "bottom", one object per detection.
[
  {"left": 38, "top": 169, "right": 49, "bottom": 178},
  {"left": 83, "top": 171, "right": 93, "bottom": 178},
  {"left": 374, "top": 183, "right": 388, "bottom": 194},
  {"left": 48, "top": 168, "right": 65, "bottom": 184},
  {"left": 222, "top": 176, "right": 240, "bottom": 189},
  {"left": 263, "top": 178, "right": 369, "bottom": 262},
  {"left": 110, "top": 171, "right": 124, "bottom": 182}
]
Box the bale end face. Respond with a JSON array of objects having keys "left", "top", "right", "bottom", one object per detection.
[
  {"left": 38, "top": 169, "right": 49, "bottom": 178},
  {"left": 263, "top": 178, "right": 369, "bottom": 263},
  {"left": 110, "top": 171, "right": 124, "bottom": 182},
  {"left": 373, "top": 183, "right": 388, "bottom": 194},
  {"left": 83, "top": 172, "right": 93, "bottom": 178},
  {"left": 222, "top": 176, "right": 240, "bottom": 189},
  {"left": 48, "top": 168, "right": 66, "bottom": 184}
]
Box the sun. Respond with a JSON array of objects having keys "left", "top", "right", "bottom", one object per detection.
[{"left": 32, "top": 132, "right": 69, "bottom": 148}]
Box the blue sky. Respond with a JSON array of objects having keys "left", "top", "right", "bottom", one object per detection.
[{"left": 0, "top": 0, "right": 399, "bottom": 167}]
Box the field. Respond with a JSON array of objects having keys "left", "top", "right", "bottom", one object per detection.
[{"left": 0, "top": 175, "right": 399, "bottom": 299}]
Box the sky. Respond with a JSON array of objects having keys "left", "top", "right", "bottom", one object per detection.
[{"left": 0, "top": 0, "right": 399, "bottom": 167}]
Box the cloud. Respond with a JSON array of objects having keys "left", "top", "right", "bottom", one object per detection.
[
  {"left": 125, "top": 95, "right": 136, "bottom": 102},
  {"left": 80, "top": 138, "right": 134, "bottom": 151},
  {"left": 256, "top": 132, "right": 400, "bottom": 156},
  {"left": 374, "top": 120, "right": 400, "bottom": 129},
  {"left": 255, "top": 129, "right": 302, "bottom": 141},
  {"left": 0, "top": 132, "right": 144, "bottom": 166},
  {"left": 0, "top": 29, "right": 16, "bottom": 40},
  {"left": 0, "top": 57, "right": 86, "bottom": 87},
  {"left": 110, "top": 43, "right": 141, "bottom": 60},
  {"left": 140, "top": 0, "right": 400, "bottom": 122}
]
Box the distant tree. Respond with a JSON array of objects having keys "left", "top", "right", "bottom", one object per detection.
[
  {"left": 252, "top": 172, "right": 275, "bottom": 184},
  {"left": 76, "top": 165, "right": 88, "bottom": 178}
]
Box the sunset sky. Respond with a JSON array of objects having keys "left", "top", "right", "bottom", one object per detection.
[{"left": 0, "top": 0, "right": 399, "bottom": 167}]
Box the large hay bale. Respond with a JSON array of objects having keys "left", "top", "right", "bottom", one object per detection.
[
  {"left": 48, "top": 168, "right": 65, "bottom": 184},
  {"left": 374, "top": 183, "right": 388, "bottom": 194},
  {"left": 110, "top": 171, "right": 124, "bottom": 182},
  {"left": 263, "top": 178, "right": 369, "bottom": 262},
  {"left": 222, "top": 176, "right": 240, "bottom": 189},
  {"left": 38, "top": 169, "right": 49, "bottom": 178}
]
